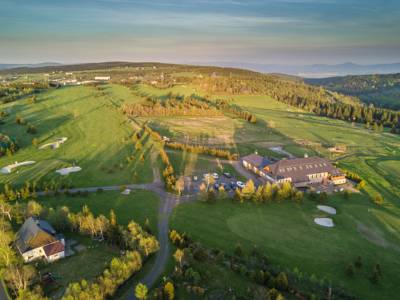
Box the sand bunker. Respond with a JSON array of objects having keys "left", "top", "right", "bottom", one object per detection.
[
  {"left": 314, "top": 218, "right": 335, "bottom": 227},
  {"left": 317, "top": 205, "right": 336, "bottom": 215},
  {"left": 56, "top": 166, "right": 81, "bottom": 176},
  {"left": 39, "top": 137, "right": 68, "bottom": 150},
  {"left": 0, "top": 161, "right": 36, "bottom": 174},
  {"left": 121, "top": 188, "right": 131, "bottom": 195}
]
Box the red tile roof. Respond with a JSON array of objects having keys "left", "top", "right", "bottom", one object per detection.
[{"left": 43, "top": 241, "right": 64, "bottom": 257}]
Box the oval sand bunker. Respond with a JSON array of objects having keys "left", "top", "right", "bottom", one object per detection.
[
  {"left": 314, "top": 218, "right": 335, "bottom": 227},
  {"left": 0, "top": 161, "right": 36, "bottom": 174},
  {"left": 317, "top": 205, "right": 336, "bottom": 215},
  {"left": 56, "top": 166, "right": 82, "bottom": 176}
]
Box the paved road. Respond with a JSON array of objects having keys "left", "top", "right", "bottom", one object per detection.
[
  {"left": 0, "top": 279, "right": 10, "bottom": 300},
  {"left": 35, "top": 151, "right": 196, "bottom": 300}
]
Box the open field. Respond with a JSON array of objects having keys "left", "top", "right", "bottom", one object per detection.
[
  {"left": 171, "top": 195, "right": 400, "bottom": 300},
  {"left": 37, "top": 190, "right": 160, "bottom": 232},
  {"left": 0, "top": 84, "right": 153, "bottom": 188}
]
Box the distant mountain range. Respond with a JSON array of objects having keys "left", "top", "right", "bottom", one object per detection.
[
  {"left": 191, "top": 62, "right": 400, "bottom": 78},
  {"left": 0, "top": 62, "right": 61, "bottom": 70},
  {"left": 2, "top": 61, "right": 400, "bottom": 78}
]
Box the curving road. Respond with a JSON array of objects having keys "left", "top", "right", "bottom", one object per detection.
[{"left": 36, "top": 151, "right": 196, "bottom": 300}]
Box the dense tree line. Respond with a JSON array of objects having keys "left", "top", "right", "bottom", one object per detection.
[
  {"left": 201, "top": 180, "right": 303, "bottom": 204},
  {"left": 180, "top": 73, "right": 400, "bottom": 130},
  {"left": 0, "top": 134, "right": 19, "bottom": 157},
  {"left": 0, "top": 183, "right": 36, "bottom": 202},
  {"left": 215, "top": 99, "right": 257, "bottom": 123},
  {"left": 62, "top": 250, "right": 143, "bottom": 299},
  {"left": 165, "top": 142, "right": 238, "bottom": 160},
  {"left": 273, "top": 94, "right": 400, "bottom": 130},
  {"left": 143, "top": 124, "right": 180, "bottom": 193},
  {"left": 128, "top": 87, "right": 257, "bottom": 123},
  {"left": 307, "top": 74, "right": 400, "bottom": 110},
  {"left": 121, "top": 95, "right": 222, "bottom": 117},
  {"left": 0, "top": 82, "right": 48, "bottom": 104},
  {"left": 160, "top": 148, "right": 177, "bottom": 192},
  {"left": 342, "top": 170, "right": 366, "bottom": 190}
]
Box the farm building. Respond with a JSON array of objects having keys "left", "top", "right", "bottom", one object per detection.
[
  {"left": 15, "top": 217, "right": 65, "bottom": 263},
  {"left": 242, "top": 154, "right": 346, "bottom": 187},
  {"left": 94, "top": 76, "right": 111, "bottom": 81}
]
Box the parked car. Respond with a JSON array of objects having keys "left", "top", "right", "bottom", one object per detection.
[
  {"left": 236, "top": 181, "right": 245, "bottom": 189},
  {"left": 212, "top": 172, "right": 219, "bottom": 179},
  {"left": 223, "top": 172, "right": 232, "bottom": 178},
  {"left": 223, "top": 183, "right": 230, "bottom": 191}
]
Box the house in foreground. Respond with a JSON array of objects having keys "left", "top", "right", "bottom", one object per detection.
[
  {"left": 242, "top": 154, "right": 346, "bottom": 188},
  {"left": 15, "top": 217, "right": 65, "bottom": 263}
]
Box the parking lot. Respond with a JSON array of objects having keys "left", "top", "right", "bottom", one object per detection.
[{"left": 183, "top": 171, "right": 247, "bottom": 195}]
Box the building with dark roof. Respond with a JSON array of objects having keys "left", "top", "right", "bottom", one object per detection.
[
  {"left": 15, "top": 217, "right": 65, "bottom": 263},
  {"left": 242, "top": 154, "right": 346, "bottom": 187}
]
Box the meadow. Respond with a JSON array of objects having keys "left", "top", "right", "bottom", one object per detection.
[
  {"left": 0, "top": 84, "right": 153, "bottom": 188},
  {"left": 171, "top": 194, "right": 400, "bottom": 300}
]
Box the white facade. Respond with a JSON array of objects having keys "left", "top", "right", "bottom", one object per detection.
[
  {"left": 95, "top": 76, "right": 111, "bottom": 81},
  {"left": 22, "top": 247, "right": 45, "bottom": 263}
]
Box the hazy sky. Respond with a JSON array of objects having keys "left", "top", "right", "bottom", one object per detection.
[{"left": 1, "top": 0, "right": 399, "bottom": 65}]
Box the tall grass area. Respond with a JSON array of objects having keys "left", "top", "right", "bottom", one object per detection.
[{"left": 0, "top": 84, "right": 153, "bottom": 187}]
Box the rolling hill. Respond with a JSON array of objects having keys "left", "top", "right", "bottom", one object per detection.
[{"left": 307, "top": 73, "right": 400, "bottom": 110}]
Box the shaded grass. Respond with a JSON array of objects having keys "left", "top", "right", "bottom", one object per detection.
[
  {"left": 171, "top": 195, "right": 400, "bottom": 300},
  {"left": 0, "top": 84, "right": 153, "bottom": 188},
  {"left": 40, "top": 233, "right": 118, "bottom": 299},
  {"left": 37, "top": 190, "right": 160, "bottom": 232}
]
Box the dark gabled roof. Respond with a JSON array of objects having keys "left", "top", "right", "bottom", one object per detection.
[
  {"left": 43, "top": 241, "right": 64, "bottom": 257},
  {"left": 242, "top": 154, "right": 264, "bottom": 167},
  {"left": 15, "top": 217, "right": 57, "bottom": 253},
  {"left": 267, "top": 157, "right": 339, "bottom": 183}
]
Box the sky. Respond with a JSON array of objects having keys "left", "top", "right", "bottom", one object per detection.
[{"left": 1, "top": 0, "right": 400, "bottom": 65}]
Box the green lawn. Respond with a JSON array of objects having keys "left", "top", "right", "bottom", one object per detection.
[
  {"left": 37, "top": 190, "right": 160, "bottom": 232},
  {"left": 40, "top": 233, "right": 119, "bottom": 299},
  {"left": 171, "top": 196, "right": 400, "bottom": 300},
  {"left": 0, "top": 84, "right": 153, "bottom": 188},
  {"left": 231, "top": 95, "right": 400, "bottom": 206}
]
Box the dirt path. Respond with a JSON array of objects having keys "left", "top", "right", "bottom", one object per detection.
[
  {"left": 230, "top": 160, "right": 265, "bottom": 185},
  {"left": 269, "top": 146, "right": 296, "bottom": 158}
]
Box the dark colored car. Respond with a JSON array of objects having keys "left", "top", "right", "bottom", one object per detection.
[{"left": 223, "top": 172, "right": 232, "bottom": 178}]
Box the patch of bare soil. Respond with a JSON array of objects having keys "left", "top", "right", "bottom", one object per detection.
[{"left": 356, "top": 222, "right": 400, "bottom": 252}]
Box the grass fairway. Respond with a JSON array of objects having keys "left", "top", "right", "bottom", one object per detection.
[
  {"left": 0, "top": 84, "right": 153, "bottom": 188},
  {"left": 231, "top": 95, "right": 400, "bottom": 206},
  {"left": 37, "top": 190, "right": 160, "bottom": 232},
  {"left": 171, "top": 197, "right": 400, "bottom": 300}
]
